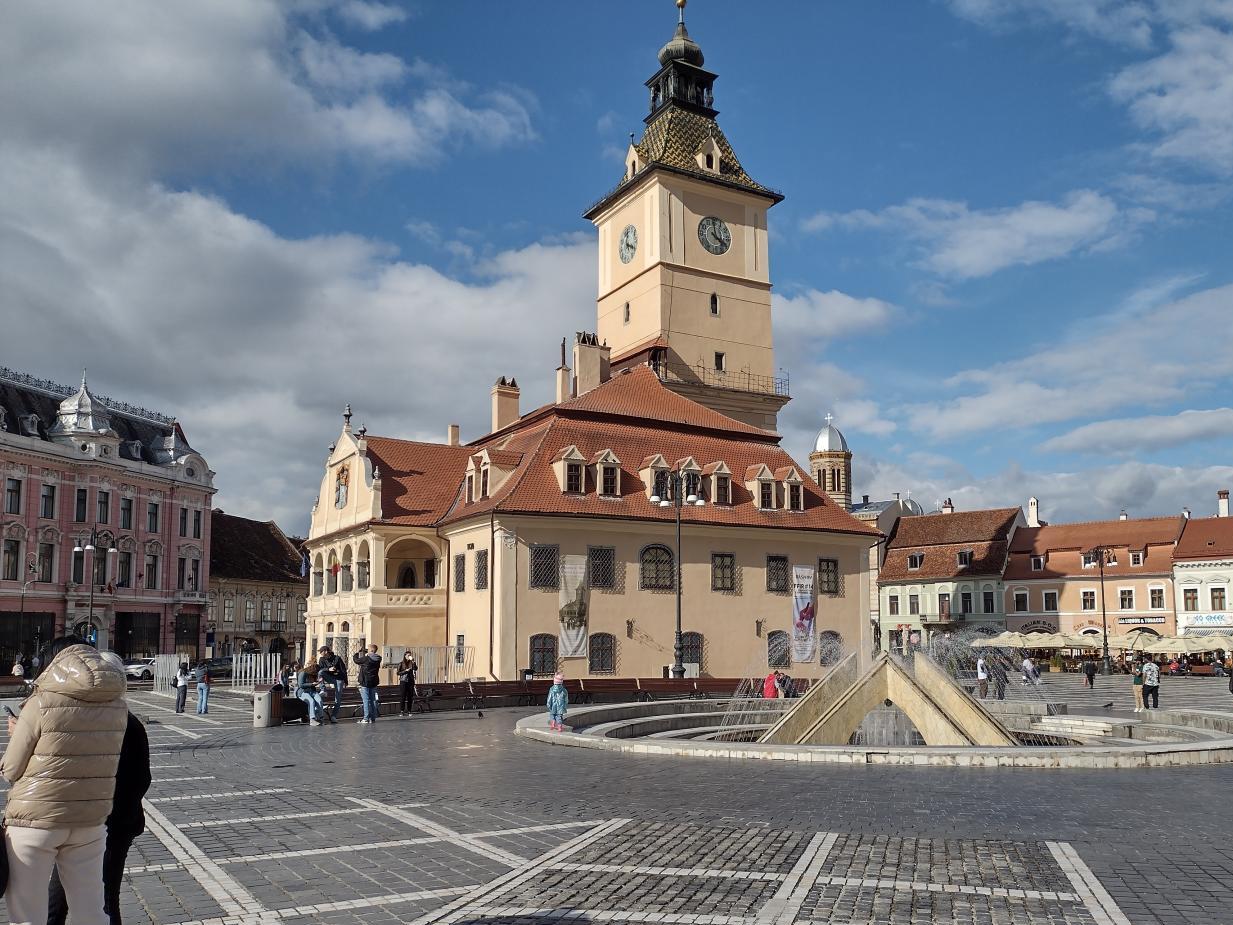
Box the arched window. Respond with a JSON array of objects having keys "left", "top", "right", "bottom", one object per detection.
[
  {"left": 640, "top": 545, "right": 674, "bottom": 590},
  {"left": 709, "top": 293, "right": 719, "bottom": 316},
  {"left": 680, "top": 631, "right": 703, "bottom": 669},
  {"left": 398, "top": 564, "right": 417, "bottom": 588},
  {"left": 705, "top": 153, "right": 714, "bottom": 170},
  {"left": 767, "top": 630, "right": 791, "bottom": 668},
  {"left": 340, "top": 621, "right": 350, "bottom": 633},
  {"left": 326, "top": 622, "right": 335, "bottom": 633},
  {"left": 589, "top": 633, "right": 616, "bottom": 673},
  {"left": 819, "top": 630, "right": 844, "bottom": 667},
  {"left": 529, "top": 634, "right": 557, "bottom": 676}
]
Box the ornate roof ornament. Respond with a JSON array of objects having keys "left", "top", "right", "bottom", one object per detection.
[{"left": 49, "top": 368, "right": 115, "bottom": 438}]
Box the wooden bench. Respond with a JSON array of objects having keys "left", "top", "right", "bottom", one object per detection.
[
  {"left": 469, "top": 680, "right": 531, "bottom": 707},
  {"left": 1188, "top": 665, "right": 1216, "bottom": 677},
  {"left": 634, "top": 678, "right": 694, "bottom": 701},
  {"left": 575, "top": 678, "right": 639, "bottom": 703}
]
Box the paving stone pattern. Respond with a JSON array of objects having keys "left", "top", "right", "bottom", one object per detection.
[{"left": 0, "top": 681, "right": 1230, "bottom": 923}]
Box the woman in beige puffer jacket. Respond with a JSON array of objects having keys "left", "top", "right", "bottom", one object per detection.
[{"left": 3, "top": 644, "right": 128, "bottom": 925}]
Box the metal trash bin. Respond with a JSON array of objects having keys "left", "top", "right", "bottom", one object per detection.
[
  {"left": 253, "top": 688, "right": 283, "bottom": 728},
  {"left": 269, "top": 683, "right": 284, "bottom": 724}
]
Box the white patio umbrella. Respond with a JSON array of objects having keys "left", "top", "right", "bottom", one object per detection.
[{"left": 1143, "top": 636, "right": 1226, "bottom": 655}]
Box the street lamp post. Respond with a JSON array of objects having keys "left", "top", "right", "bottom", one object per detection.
[
  {"left": 73, "top": 527, "right": 117, "bottom": 646},
  {"left": 650, "top": 470, "right": 705, "bottom": 679},
  {"left": 1089, "top": 545, "right": 1114, "bottom": 675},
  {"left": 17, "top": 552, "right": 37, "bottom": 667}
]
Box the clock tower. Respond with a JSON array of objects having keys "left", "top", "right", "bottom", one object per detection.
[{"left": 584, "top": 1, "right": 788, "bottom": 430}]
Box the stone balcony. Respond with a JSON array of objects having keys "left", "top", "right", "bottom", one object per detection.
[{"left": 369, "top": 587, "right": 445, "bottom": 610}]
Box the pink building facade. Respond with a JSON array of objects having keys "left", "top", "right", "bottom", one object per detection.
[{"left": 0, "top": 369, "right": 214, "bottom": 664}]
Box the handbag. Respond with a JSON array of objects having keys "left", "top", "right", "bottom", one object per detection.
[{"left": 0, "top": 822, "right": 8, "bottom": 896}]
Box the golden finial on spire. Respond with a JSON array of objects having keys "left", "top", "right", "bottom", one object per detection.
[{"left": 677, "top": 0, "right": 686, "bottom": 23}]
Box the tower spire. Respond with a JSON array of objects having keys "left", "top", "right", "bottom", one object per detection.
[{"left": 678, "top": 0, "right": 686, "bottom": 24}]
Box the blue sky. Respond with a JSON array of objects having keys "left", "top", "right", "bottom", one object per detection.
[{"left": 2, "top": 0, "right": 1231, "bottom": 531}]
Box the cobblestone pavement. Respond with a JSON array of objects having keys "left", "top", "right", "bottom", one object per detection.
[{"left": 2, "top": 680, "right": 1231, "bottom": 925}]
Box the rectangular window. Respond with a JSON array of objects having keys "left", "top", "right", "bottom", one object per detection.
[
  {"left": 75, "top": 488, "right": 88, "bottom": 523},
  {"left": 1031, "top": 555, "right": 1044, "bottom": 571},
  {"left": 89, "top": 548, "right": 106, "bottom": 586},
  {"left": 1082, "top": 590, "right": 1096, "bottom": 611},
  {"left": 144, "top": 554, "right": 159, "bottom": 590},
  {"left": 957, "top": 550, "right": 973, "bottom": 567},
  {"left": 711, "top": 553, "right": 736, "bottom": 592},
  {"left": 147, "top": 501, "right": 160, "bottom": 533},
  {"left": 818, "top": 558, "right": 839, "bottom": 595},
  {"left": 37, "top": 543, "right": 54, "bottom": 583},
  {"left": 223, "top": 598, "right": 235, "bottom": 623},
  {"left": 789, "top": 484, "right": 802, "bottom": 510},
  {"left": 587, "top": 546, "right": 615, "bottom": 590},
  {"left": 1183, "top": 588, "right": 1198, "bottom": 611},
  {"left": 714, "top": 351, "right": 726, "bottom": 371},
  {"left": 297, "top": 602, "right": 307, "bottom": 624},
  {"left": 71, "top": 549, "right": 85, "bottom": 585},
  {"left": 759, "top": 482, "right": 773, "bottom": 510},
  {"left": 566, "top": 463, "right": 582, "bottom": 493},
  {"left": 938, "top": 592, "right": 951, "bottom": 616},
  {"left": 888, "top": 594, "right": 900, "bottom": 616},
  {"left": 120, "top": 497, "right": 132, "bottom": 530},
  {"left": 475, "top": 549, "right": 489, "bottom": 590},
  {"left": 179, "top": 507, "right": 188, "bottom": 537},
  {"left": 1150, "top": 587, "right": 1165, "bottom": 609},
  {"left": 766, "top": 555, "right": 789, "bottom": 593},
  {"left": 909, "top": 593, "right": 920, "bottom": 616},
  {"left": 261, "top": 600, "right": 272, "bottom": 624},
  {"left": 1119, "top": 589, "right": 1134, "bottom": 610},
  {"left": 4, "top": 478, "right": 21, "bottom": 516},
  {"left": 277, "top": 600, "right": 287, "bottom": 624},
  {"left": 529, "top": 544, "right": 559, "bottom": 589},
  {"left": 244, "top": 600, "right": 255, "bottom": 624},
  {"left": 1, "top": 539, "right": 18, "bottom": 581},
  {"left": 1014, "top": 591, "right": 1028, "bottom": 613},
  {"left": 1043, "top": 591, "right": 1058, "bottom": 612},
  {"left": 1130, "top": 551, "right": 1143, "bottom": 567},
  {"left": 983, "top": 590, "right": 995, "bottom": 614},
  {"left": 1082, "top": 552, "right": 1097, "bottom": 568},
  {"left": 481, "top": 468, "right": 489, "bottom": 498},
  {"left": 1213, "top": 587, "right": 1227, "bottom": 611},
  {"left": 961, "top": 591, "right": 973, "bottom": 614},
  {"left": 453, "top": 553, "right": 466, "bottom": 593},
  {"left": 116, "top": 552, "right": 132, "bottom": 588},
  {"left": 40, "top": 484, "right": 56, "bottom": 519},
  {"left": 466, "top": 474, "right": 474, "bottom": 503},
  {"left": 193, "top": 510, "right": 202, "bottom": 539},
  {"left": 907, "top": 553, "right": 924, "bottom": 571},
  {"left": 601, "top": 466, "right": 618, "bottom": 497},
  {"left": 177, "top": 557, "right": 187, "bottom": 590},
  {"left": 96, "top": 490, "right": 110, "bottom": 524},
  {"left": 715, "top": 476, "right": 730, "bottom": 505}
]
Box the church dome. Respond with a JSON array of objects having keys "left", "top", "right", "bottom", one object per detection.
[
  {"left": 813, "top": 420, "right": 848, "bottom": 453},
  {"left": 658, "top": 20, "right": 704, "bottom": 67}
]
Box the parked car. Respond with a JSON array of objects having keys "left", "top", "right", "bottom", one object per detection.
[
  {"left": 202, "top": 656, "right": 233, "bottom": 679},
  {"left": 123, "top": 657, "right": 156, "bottom": 681}
]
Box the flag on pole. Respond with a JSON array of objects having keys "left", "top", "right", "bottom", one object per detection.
[{"left": 300, "top": 551, "right": 309, "bottom": 578}]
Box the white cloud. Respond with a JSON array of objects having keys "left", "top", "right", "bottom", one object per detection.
[
  {"left": 803, "top": 191, "right": 1142, "bottom": 279},
  {"left": 946, "top": 0, "right": 1156, "bottom": 47},
  {"left": 1042, "top": 408, "right": 1233, "bottom": 455},
  {"left": 773, "top": 289, "right": 899, "bottom": 340},
  {"left": 0, "top": 0, "right": 535, "bottom": 173},
  {"left": 905, "top": 282, "right": 1233, "bottom": 439},
  {"left": 0, "top": 149, "right": 592, "bottom": 530},
  {"left": 335, "top": 1, "right": 407, "bottom": 31}
]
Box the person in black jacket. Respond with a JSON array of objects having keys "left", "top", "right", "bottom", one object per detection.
[
  {"left": 353, "top": 645, "right": 382, "bottom": 724},
  {"left": 397, "top": 652, "right": 418, "bottom": 716},
  {"left": 47, "top": 709, "right": 151, "bottom": 925},
  {"left": 317, "top": 646, "right": 347, "bottom": 720}
]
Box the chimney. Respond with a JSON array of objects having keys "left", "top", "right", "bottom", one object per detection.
[
  {"left": 892, "top": 492, "right": 900, "bottom": 501},
  {"left": 863, "top": 494, "right": 871, "bottom": 505},
  {"left": 555, "top": 337, "right": 572, "bottom": 404},
  {"left": 491, "top": 376, "right": 520, "bottom": 433},
  {"left": 1119, "top": 509, "right": 1128, "bottom": 521},
  {"left": 447, "top": 424, "right": 460, "bottom": 447},
  {"left": 941, "top": 497, "right": 954, "bottom": 514},
  {"left": 1183, "top": 507, "right": 1191, "bottom": 520},
  {"left": 572, "top": 331, "right": 611, "bottom": 397},
  {"left": 1027, "top": 496, "right": 1040, "bottom": 527},
  {"left": 1219, "top": 489, "right": 1230, "bottom": 518}
]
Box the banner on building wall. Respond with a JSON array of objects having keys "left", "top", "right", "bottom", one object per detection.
[
  {"left": 791, "top": 565, "right": 816, "bottom": 663},
  {"left": 558, "top": 554, "right": 589, "bottom": 658}
]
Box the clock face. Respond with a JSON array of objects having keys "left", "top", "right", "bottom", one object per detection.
[
  {"left": 618, "top": 224, "right": 638, "bottom": 264},
  {"left": 698, "top": 216, "right": 732, "bottom": 255}
]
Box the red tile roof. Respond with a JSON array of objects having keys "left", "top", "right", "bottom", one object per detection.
[
  {"left": 210, "top": 510, "right": 305, "bottom": 584},
  {"left": 610, "top": 335, "right": 670, "bottom": 366},
  {"left": 1004, "top": 516, "right": 1183, "bottom": 579},
  {"left": 364, "top": 436, "right": 473, "bottom": 526},
  {"left": 1173, "top": 517, "right": 1233, "bottom": 561},
  {"left": 879, "top": 540, "right": 1009, "bottom": 584},
  {"left": 888, "top": 508, "right": 1021, "bottom": 549}
]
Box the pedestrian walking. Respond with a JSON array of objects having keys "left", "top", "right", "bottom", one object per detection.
[
  {"left": 317, "top": 646, "right": 347, "bottom": 721},
  {"left": 1021, "top": 656, "right": 1040, "bottom": 686},
  {"left": 353, "top": 644, "right": 382, "bottom": 724},
  {"left": 546, "top": 672, "right": 568, "bottom": 731},
  {"left": 296, "top": 661, "right": 327, "bottom": 725},
  {"left": 48, "top": 652, "right": 152, "bottom": 925},
  {"left": 397, "top": 652, "right": 418, "bottom": 716},
  {"left": 194, "top": 660, "right": 212, "bottom": 714},
  {"left": 976, "top": 656, "right": 989, "bottom": 699},
  {"left": 2, "top": 639, "right": 128, "bottom": 925},
  {"left": 1083, "top": 658, "right": 1098, "bottom": 689},
  {"left": 1132, "top": 661, "right": 1145, "bottom": 712},
  {"left": 1142, "top": 658, "right": 1161, "bottom": 709},
  {"left": 174, "top": 662, "right": 190, "bottom": 714}
]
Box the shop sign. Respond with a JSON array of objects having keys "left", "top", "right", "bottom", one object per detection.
[
  {"left": 1118, "top": 616, "right": 1167, "bottom": 625},
  {"left": 1188, "top": 614, "right": 1232, "bottom": 626},
  {"left": 1017, "top": 619, "right": 1057, "bottom": 633}
]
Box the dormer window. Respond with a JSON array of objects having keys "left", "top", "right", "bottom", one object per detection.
[
  {"left": 789, "top": 484, "right": 802, "bottom": 511},
  {"left": 480, "top": 468, "right": 490, "bottom": 499},
  {"left": 957, "top": 550, "right": 973, "bottom": 567},
  {"left": 908, "top": 553, "right": 924, "bottom": 571},
  {"left": 566, "top": 463, "right": 583, "bottom": 494},
  {"left": 466, "top": 474, "right": 474, "bottom": 504},
  {"left": 715, "top": 475, "right": 731, "bottom": 505},
  {"left": 654, "top": 469, "right": 669, "bottom": 499},
  {"left": 705, "top": 153, "right": 714, "bottom": 170},
  {"left": 1082, "top": 552, "right": 1096, "bottom": 568},
  {"left": 1130, "top": 551, "right": 1143, "bottom": 567},
  {"left": 759, "top": 482, "right": 774, "bottom": 510},
  {"left": 601, "top": 466, "right": 618, "bottom": 497}
]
